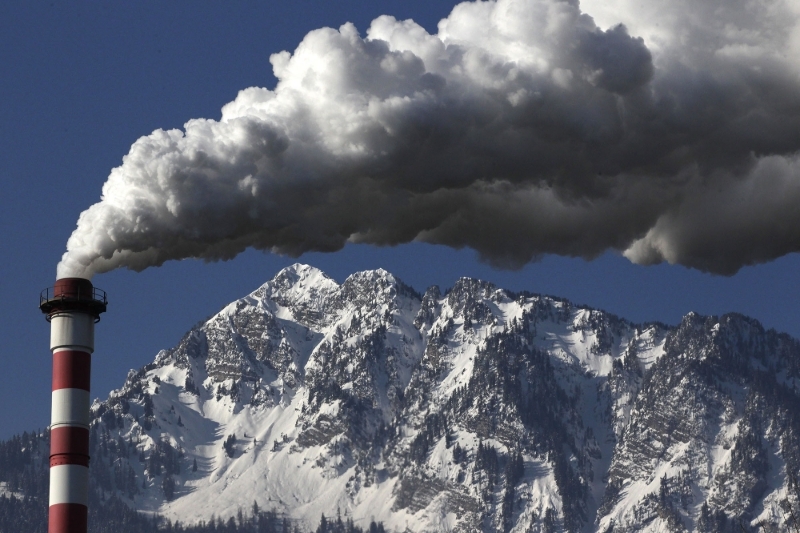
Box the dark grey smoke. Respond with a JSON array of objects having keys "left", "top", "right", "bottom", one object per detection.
[{"left": 58, "top": 0, "right": 800, "bottom": 278}]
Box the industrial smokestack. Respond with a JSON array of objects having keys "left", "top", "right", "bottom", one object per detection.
[{"left": 40, "top": 279, "right": 107, "bottom": 533}]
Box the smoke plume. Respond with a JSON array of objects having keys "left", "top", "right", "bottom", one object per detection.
[{"left": 58, "top": 0, "right": 800, "bottom": 278}]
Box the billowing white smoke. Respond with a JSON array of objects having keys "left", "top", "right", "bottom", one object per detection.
[{"left": 59, "top": 0, "right": 800, "bottom": 279}]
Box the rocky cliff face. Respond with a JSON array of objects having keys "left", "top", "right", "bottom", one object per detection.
[{"left": 67, "top": 265, "right": 800, "bottom": 531}]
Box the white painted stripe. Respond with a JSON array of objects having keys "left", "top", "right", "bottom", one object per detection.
[
  {"left": 52, "top": 347, "right": 91, "bottom": 355},
  {"left": 49, "top": 464, "right": 89, "bottom": 506},
  {"left": 51, "top": 389, "right": 90, "bottom": 429},
  {"left": 50, "top": 313, "right": 94, "bottom": 353}
]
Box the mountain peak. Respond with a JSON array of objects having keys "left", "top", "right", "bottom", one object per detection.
[
  {"left": 270, "top": 262, "right": 337, "bottom": 290},
  {"left": 251, "top": 263, "right": 340, "bottom": 314},
  {"left": 342, "top": 267, "right": 396, "bottom": 284}
]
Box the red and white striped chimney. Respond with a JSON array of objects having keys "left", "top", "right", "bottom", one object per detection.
[{"left": 40, "top": 278, "right": 107, "bottom": 533}]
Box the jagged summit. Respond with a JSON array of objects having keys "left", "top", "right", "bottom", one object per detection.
[
  {"left": 20, "top": 265, "right": 800, "bottom": 532},
  {"left": 268, "top": 263, "right": 337, "bottom": 291}
]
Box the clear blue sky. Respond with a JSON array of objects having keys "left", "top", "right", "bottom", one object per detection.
[{"left": 2, "top": 0, "right": 799, "bottom": 439}]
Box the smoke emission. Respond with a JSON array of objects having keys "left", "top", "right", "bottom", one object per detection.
[{"left": 58, "top": 0, "right": 800, "bottom": 278}]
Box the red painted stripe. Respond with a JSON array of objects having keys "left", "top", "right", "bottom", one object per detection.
[
  {"left": 50, "top": 426, "right": 89, "bottom": 466},
  {"left": 52, "top": 351, "right": 91, "bottom": 391},
  {"left": 49, "top": 502, "right": 87, "bottom": 533},
  {"left": 54, "top": 278, "right": 94, "bottom": 299},
  {"left": 50, "top": 454, "right": 89, "bottom": 468}
]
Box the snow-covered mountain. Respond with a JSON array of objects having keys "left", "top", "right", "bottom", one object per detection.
[{"left": 69, "top": 265, "right": 800, "bottom": 531}]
